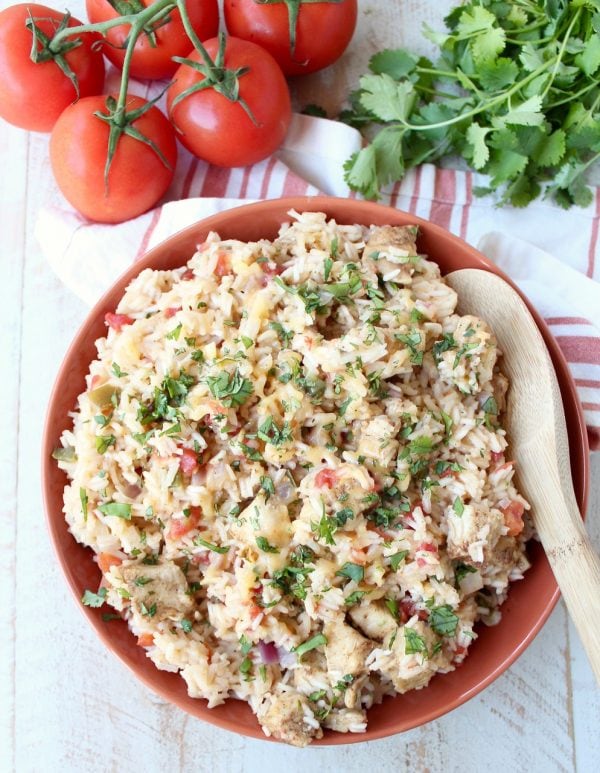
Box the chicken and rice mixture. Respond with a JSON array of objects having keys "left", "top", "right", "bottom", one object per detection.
[{"left": 54, "top": 211, "right": 532, "bottom": 746}]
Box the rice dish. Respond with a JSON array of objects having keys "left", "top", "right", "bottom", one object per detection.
[{"left": 53, "top": 211, "right": 532, "bottom": 746}]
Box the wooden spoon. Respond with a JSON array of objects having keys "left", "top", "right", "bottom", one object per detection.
[{"left": 446, "top": 268, "right": 600, "bottom": 684}]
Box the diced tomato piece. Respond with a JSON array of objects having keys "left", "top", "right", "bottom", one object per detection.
[
  {"left": 170, "top": 506, "right": 202, "bottom": 539},
  {"left": 490, "top": 450, "right": 503, "bottom": 464},
  {"left": 98, "top": 553, "right": 122, "bottom": 573},
  {"left": 259, "top": 261, "right": 283, "bottom": 276},
  {"left": 315, "top": 468, "right": 338, "bottom": 489},
  {"left": 182, "top": 269, "right": 195, "bottom": 280},
  {"left": 137, "top": 633, "right": 154, "bottom": 648},
  {"left": 214, "top": 252, "right": 232, "bottom": 277},
  {"left": 249, "top": 604, "right": 262, "bottom": 620},
  {"left": 165, "top": 306, "right": 181, "bottom": 318},
  {"left": 418, "top": 542, "right": 437, "bottom": 553},
  {"left": 501, "top": 500, "right": 525, "bottom": 536},
  {"left": 400, "top": 597, "right": 428, "bottom": 623},
  {"left": 179, "top": 447, "right": 200, "bottom": 476},
  {"left": 105, "top": 312, "right": 134, "bottom": 331},
  {"left": 90, "top": 375, "right": 102, "bottom": 389}
]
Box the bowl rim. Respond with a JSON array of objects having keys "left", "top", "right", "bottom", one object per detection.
[{"left": 41, "top": 195, "right": 590, "bottom": 745}]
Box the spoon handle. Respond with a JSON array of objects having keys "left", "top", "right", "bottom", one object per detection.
[{"left": 540, "top": 501, "right": 600, "bottom": 685}]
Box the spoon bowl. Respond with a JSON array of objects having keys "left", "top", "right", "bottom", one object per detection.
[{"left": 447, "top": 268, "right": 600, "bottom": 683}]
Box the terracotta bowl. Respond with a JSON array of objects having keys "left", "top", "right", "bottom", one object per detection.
[{"left": 42, "top": 196, "right": 589, "bottom": 744}]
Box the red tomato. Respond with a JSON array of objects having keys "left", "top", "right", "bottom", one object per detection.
[
  {"left": 85, "top": 0, "right": 219, "bottom": 80},
  {"left": 97, "top": 552, "right": 122, "bottom": 573},
  {"left": 501, "top": 500, "right": 525, "bottom": 537},
  {"left": 315, "top": 468, "right": 338, "bottom": 488},
  {"left": 50, "top": 94, "right": 177, "bottom": 223},
  {"left": 0, "top": 4, "right": 104, "bottom": 132},
  {"left": 105, "top": 312, "right": 135, "bottom": 330},
  {"left": 170, "top": 506, "right": 202, "bottom": 538},
  {"left": 214, "top": 252, "right": 232, "bottom": 277},
  {"left": 165, "top": 306, "right": 182, "bottom": 318},
  {"left": 167, "top": 36, "right": 291, "bottom": 167},
  {"left": 137, "top": 632, "right": 155, "bottom": 647},
  {"left": 179, "top": 447, "right": 200, "bottom": 476},
  {"left": 224, "top": 0, "right": 357, "bottom": 76}
]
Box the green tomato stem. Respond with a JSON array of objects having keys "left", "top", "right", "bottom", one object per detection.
[
  {"left": 49, "top": 0, "right": 177, "bottom": 53},
  {"left": 176, "top": 0, "right": 216, "bottom": 72}
]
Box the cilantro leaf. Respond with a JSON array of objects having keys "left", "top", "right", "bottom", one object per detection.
[{"left": 207, "top": 368, "right": 253, "bottom": 408}]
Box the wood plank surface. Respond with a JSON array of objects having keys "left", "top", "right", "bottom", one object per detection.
[{"left": 0, "top": 1, "right": 598, "bottom": 771}]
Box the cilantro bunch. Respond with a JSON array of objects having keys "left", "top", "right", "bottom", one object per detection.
[{"left": 343, "top": 0, "right": 600, "bottom": 208}]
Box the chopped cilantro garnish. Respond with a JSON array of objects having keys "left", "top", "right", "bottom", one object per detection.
[
  {"left": 111, "top": 362, "right": 127, "bottom": 378},
  {"left": 453, "top": 342, "right": 479, "bottom": 369},
  {"left": 404, "top": 627, "right": 427, "bottom": 655},
  {"left": 385, "top": 597, "right": 400, "bottom": 621},
  {"left": 181, "top": 618, "right": 193, "bottom": 633},
  {"left": 292, "top": 633, "right": 328, "bottom": 658},
  {"left": 81, "top": 587, "right": 107, "bottom": 608},
  {"left": 260, "top": 475, "right": 275, "bottom": 501},
  {"left": 429, "top": 605, "right": 459, "bottom": 637},
  {"left": 335, "top": 562, "right": 364, "bottom": 583},
  {"left": 206, "top": 368, "right": 253, "bottom": 408},
  {"left": 98, "top": 502, "right": 131, "bottom": 519},
  {"left": 95, "top": 434, "right": 116, "bottom": 454},
  {"left": 194, "top": 537, "right": 230, "bottom": 554},
  {"left": 389, "top": 550, "right": 409, "bottom": 571},
  {"left": 240, "top": 443, "right": 264, "bottom": 462},
  {"left": 256, "top": 536, "right": 280, "bottom": 554},
  {"left": 395, "top": 329, "right": 423, "bottom": 365},
  {"left": 324, "top": 256, "right": 334, "bottom": 281},
  {"left": 433, "top": 334, "right": 456, "bottom": 362},
  {"left": 345, "top": 590, "right": 367, "bottom": 605},
  {"left": 166, "top": 323, "right": 182, "bottom": 341},
  {"left": 80, "top": 488, "right": 88, "bottom": 521},
  {"left": 257, "top": 416, "right": 293, "bottom": 446},
  {"left": 334, "top": 507, "right": 354, "bottom": 526},
  {"left": 453, "top": 497, "right": 465, "bottom": 516},
  {"left": 454, "top": 562, "right": 477, "bottom": 586},
  {"left": 140, "top": 602, "right": 157, "bottom": 618}
]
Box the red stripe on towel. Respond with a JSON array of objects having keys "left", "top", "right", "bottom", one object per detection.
[
  {"left": 282, "top": 170, "right": 310, "bottom": 196},
  {"left": 408, "top": 166, "right": 422, "bottom": 214},
  {"left": 181, "top": 157, "right": 199, "bottom": 199},
  {"left": 259, "top": 157, "right": 278, "bottom": 198},
  {"left": 555, "top": 336, "right": 600, "bottom": 363},
  {"left": 460, "top": 172, "right": 472, "bottom": 240},
  {"left": 135, "top": 206, "right": 162, "bottom": 261},
  {"left": 545, "top": 317, "right": 592, "bottom": 326},
  {"left": 575, "top": 378, "right": 600, "bottom": 389},
  {"left": 429, "top": 169, "right": 456, "bottom": 230},
  {"left": 201, "top": 167, "right": 232, "bottom": 197}
]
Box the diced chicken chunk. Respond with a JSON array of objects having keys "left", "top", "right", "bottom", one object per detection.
[
  {"left": 373, "top": 621, "right": 438, "bottom": 693},
  {"left": 323, "top": 618, "right": 373, "bottom": 679},
  {"left": 324, "top": 708, "right": 367, "bottom": 733},
  {"left": 119, "top": 560, "right": 193, "bottom": 620},
  {"left": 363, "top": 225, "right": 420, "bottom": 285},
  {"left": 349, "top": 602, "right": 397, "bottom": 642},
  {"left": 258, "top": 692, "right": 322, "bottom": 748},
  {"left": 356, "top": 415, "right": 399, "bottom": 470},
  {"left": 447, "top": 504, "right": 504, "bottom": 565}
]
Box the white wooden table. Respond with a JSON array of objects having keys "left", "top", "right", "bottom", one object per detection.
[{"left": 1, "top": 1, "right": 599, "bottom": 771}]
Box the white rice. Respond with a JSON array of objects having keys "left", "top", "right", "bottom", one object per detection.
[{"left": 54, "top": 211, "right": 532, "bottom": 747}]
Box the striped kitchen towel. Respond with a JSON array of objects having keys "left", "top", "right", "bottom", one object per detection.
[{"left": 36, "top": 112, "right": 600, "bottom": 450}]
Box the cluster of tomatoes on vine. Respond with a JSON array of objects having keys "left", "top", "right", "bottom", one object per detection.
[{"left": 0, "top": 0, "right": 357, "bottom": 222}]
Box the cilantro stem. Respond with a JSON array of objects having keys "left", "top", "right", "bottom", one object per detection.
[
  {"left": 394, "top": 58, "right": 556, "bottom": 133},
  {"left": 539, "top": 7, "right": 581, "bottom": 100}
]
